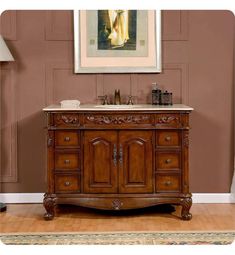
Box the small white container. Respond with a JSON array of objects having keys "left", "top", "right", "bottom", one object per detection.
[{"left": 60, "top": 100, "right": 80, "bottom": 108}]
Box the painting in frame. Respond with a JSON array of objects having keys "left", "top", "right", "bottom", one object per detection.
[{"left": 74, "top": 10, "right": 161, "bottom": 73}]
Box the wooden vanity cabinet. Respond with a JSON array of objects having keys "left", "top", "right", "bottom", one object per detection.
[{"left": 43, "top": 108, "right": 192, "bottom": 220}]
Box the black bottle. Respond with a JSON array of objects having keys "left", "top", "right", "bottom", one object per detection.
[
  {"left": 152, "top": 83, "right": 161, "bottom": 105},
  {"left": 161, "top": 90, "right": 173, "bottom": 105}
]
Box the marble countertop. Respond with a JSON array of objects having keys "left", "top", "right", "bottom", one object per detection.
[{"left": 43, "top": 104, "right": 193, "bottom": 111}]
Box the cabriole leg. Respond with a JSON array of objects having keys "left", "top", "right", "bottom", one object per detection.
[
  {"left": 43, "top": 193, "right": 57, "bottom": 220},
  {"left": 180, "top": 197, "right": 192, "bottom": 221}
]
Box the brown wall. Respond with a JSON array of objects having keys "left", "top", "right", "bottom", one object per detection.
[{"left": 0, "top": 10, "right": 234, "bottom": 193}]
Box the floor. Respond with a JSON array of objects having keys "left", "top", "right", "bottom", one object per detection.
[{"left": 1, "top": 203, "right": 235, "bottom": 233}]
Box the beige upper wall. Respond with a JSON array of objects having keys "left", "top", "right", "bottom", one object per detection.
[{"left": 0, "top": 10, "right": 234, "bottom": 192}]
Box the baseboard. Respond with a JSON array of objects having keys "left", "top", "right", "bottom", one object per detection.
[
  {"left": 0, "top": 193, "right": 234, "bottom": 204},
  {"left": 0, "top": 193, "right": 44, "bottom": 203},
  {"left": 192, "top": 193, "right": 234, "bottom": 203}
]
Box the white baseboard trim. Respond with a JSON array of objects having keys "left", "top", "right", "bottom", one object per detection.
[
  {"left": 0, "top": 193, "right": 234, "bottom": 204},
  {"left": 192, "top": 193, "right": 234, "bottom": 203},
  {"left": 0, "top": 193, "right": 44, "bottom": 203}
]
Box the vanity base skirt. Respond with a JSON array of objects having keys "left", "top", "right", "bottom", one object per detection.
[{"left": 43, "top": 193, "right": 192, "bottom": 220}]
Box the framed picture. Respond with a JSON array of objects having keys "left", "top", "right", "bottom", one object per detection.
[{"left": 74, "top": 10, "right": 161, "bottom": 73}]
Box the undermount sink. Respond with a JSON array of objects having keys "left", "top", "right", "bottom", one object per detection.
[{"left": 94, "top": 105, "right": 143, "bottom": 108}]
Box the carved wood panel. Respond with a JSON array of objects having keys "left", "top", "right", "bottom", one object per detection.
[
  {"left": 83, "top": 131, "right": 118, "bottom": 193},
  {"left": 53, "top": 113, "right": 80, "bottom": 127},
  {"left": 124, "top": 139, "right": 146, "bottom": 182},
  {"left": 85, "top": 114, "right": 152, "bottom": 125},
  {"left": 119, "top": 130, "right": 153, "bottom": 193},
  {"left": 155, "top": 113, "right": 182, "bottom": 129}
]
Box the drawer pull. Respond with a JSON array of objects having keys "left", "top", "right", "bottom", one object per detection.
[
  {"left": 119, "top": 144, "right": 123, "bottom": 165},
  {"left": 113, "top": 144, "right": 117, "bottom": 167},
  {"left": 64, "top": 136, "right": 71, "bottom": 142},
  {"left": 64, "top": 181, "right": 71, "bottom": 186},
  {"left": 165, "top": 158, "right": 172, "bottom": 164},
  {"left": 64, "top": 159, "right": 70, "bottom": 164},
  {"left": 164, "top": 181, "right": 172, "bottom": 186},
  {"left": 47, "top": 137, "right": 53, "bottom": 147},
  {"left": 165, "top": 136, "right": 171, "bottom": 141}
]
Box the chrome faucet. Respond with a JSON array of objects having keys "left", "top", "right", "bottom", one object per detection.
[{"left": 114, "top": 89, "right": 121, "bottom": 105}]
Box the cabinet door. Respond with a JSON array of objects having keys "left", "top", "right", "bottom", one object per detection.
[
  {"left": 119, "top": 131, "right": 153, "bottom": 193},
  {"left": 84, "top": 131, "right": 118, "bottom": 193}
]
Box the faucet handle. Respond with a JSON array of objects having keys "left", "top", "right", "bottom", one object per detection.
[
  {"left": 127, "top": 95, "right": 134, "bottom": 105},
  {"left": 98, "top": 95, "right": 109, "bottom": 105}
]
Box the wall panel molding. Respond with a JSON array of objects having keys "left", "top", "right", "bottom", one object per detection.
[
  {"left": 45, "top": 11, "right": 73, "bottom": 41},
  {"left": 163, "top": 63, "right": 189, "bottom": 104},
  {"left": 45, "top": 61, "right": 98, "bottom": 105},
  {"left": 0, "top": 64, "right": 18, "bottom": 183},
  {"left": 0, "top": 11, "right": 17, "bottom": 41},
  {"left": 45, "top": 10, "right": 189, "bottom": 42},
  {"left": 96, "top": 74, "right": 139, "bottom": 99},
  {"left": 46, "top": 64, "right": 138, "bottom": 104},
  {"left": 134, "top": 63, "right": 189, "bottom": 104},
  {"left": 96, "top": 74, "right": 104, "bottom": 99},
  {"left": 162, "top": 11, "right": 189, "bottom": 41},
  {"left": 83, "top": 64, "right": 189, "bottom": 105},
  {"left": 45, "top": 61, "right": 73, "bottom": 105},
  {"left": 130, "top": 74, "right": 138, "bottom": 97}
]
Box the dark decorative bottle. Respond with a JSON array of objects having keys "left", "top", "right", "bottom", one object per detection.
[
  {"left": 161, "top": 91, "right": 173, "bottom": 105},
  {"left": 152, "top": 83, "right": 161, "bottom": 105}
]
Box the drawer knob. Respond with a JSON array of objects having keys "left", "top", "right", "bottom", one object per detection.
[
  {"left": 64, "top": 159, "right": 70, "bottom": 164},
  {"left": 165, "top": 158, "right": 172, "bottom": 164},
  {"left": 64, "top": 137, "right": 71, "bottom": 142},
  {"left": 64, "top": 181, "right": 71, "bottom": 186},
  {"left": 164, "top": 181, "right": 172, "bottom": 186},
  {"left": 165, "top": 136, "right": 171, "bottom": 141}
]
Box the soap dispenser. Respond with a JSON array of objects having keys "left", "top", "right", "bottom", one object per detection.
[
  {"left": 151, "top": 82, "right": 161, "bottom": 105},
  {"left": 161, "top": 90, "right": 173, "bottom": 105}
]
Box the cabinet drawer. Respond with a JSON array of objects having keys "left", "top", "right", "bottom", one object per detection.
[
  {"left": 55, "top": 152, "right": 79, "bottom": 170},
  {"left": 156, "top": 174, "right": 181, "bottom": 192},
  {"left": 53, "top": 113, "right": 80, "bottom": 128},
  {"left": 155, "top": 114, "right": 181, "bottom": 128},
  {"left": 55, "top": 174, "right": 80, "bottom": 193},
  {"left": 55, "top": 131, "right": 80, "bottom": 147},
  {"left": 156, "top": 131, "right": 180, "bottom": 147},
  {"left": 156, "top": 152, "right": 181, "bottom": 170}
]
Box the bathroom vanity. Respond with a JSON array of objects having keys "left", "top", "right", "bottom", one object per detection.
[{"left": 43, "top": 104, "right": 193, "bottom": 220}]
